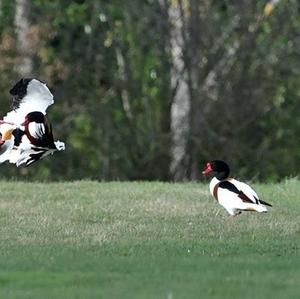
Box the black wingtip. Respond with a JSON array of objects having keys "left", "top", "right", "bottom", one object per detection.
[
  {"left": 9, "top": 78, "right": 32, "bottom": 97},
  {"left": 9, "top": 78, "right": 33, "bottom": 110},
  {"left": 260, "top": 199, "right": 272, "bottom": 207}
]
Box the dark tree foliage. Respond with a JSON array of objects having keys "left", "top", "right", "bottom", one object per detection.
[{"left": 0, "top": 0, "right": 299, "bottom": 181}]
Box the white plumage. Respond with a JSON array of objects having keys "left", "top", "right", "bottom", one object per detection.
[
  {"left": 0, "top": 78, "right": 65, "bottom": 167},
  {"left": 209, "top": 177, "right": 268, "bottom": 216},
  {"left": 3, "top": 79, "right": 54, "bottom": 125},
  {"left": 203, "top": 160, "right": 272, "bottom": 216}
]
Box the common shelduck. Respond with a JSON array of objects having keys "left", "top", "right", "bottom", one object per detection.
[
  {"left": 202, "top": 160, "right": 272, "bottom": 216},
  {"left": 0, "top": 78, "right": 65, "bottom": 166}
]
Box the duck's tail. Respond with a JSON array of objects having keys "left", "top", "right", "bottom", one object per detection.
[{"left": 259, "top": 199, "right": 272, "bottom": 207}]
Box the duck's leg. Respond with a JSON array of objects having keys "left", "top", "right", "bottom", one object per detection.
[{"left": 229, "top": 210, "right": 242, "bottom": 218}]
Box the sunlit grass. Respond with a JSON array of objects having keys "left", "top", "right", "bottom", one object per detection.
[{"left": 0, "top": 180, "right": 299, "bottom": 298}]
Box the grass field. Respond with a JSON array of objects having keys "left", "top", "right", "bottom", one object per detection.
[{"left": 0, "top": 180, "right": 299, "bottom": 298}]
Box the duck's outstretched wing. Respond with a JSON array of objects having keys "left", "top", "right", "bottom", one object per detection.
[
  {"left": 14, "top": 146, "right": 56, "bottom": 167},
  {"left": 0, "top": 78, "right": 65, "bottom": 167},
  {"left": 3, "top": 78, "right": 54, "bottom": 125},
  {"left": 7, "top": 135, "right": 65, "bottom": 167}
]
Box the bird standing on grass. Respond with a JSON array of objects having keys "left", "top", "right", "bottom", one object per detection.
[
  {"left": 0, "top": 78, "right": 65, "bottom": 166},
  {"left": 202, "top": 160, "right": 272, "bottom": 216}
]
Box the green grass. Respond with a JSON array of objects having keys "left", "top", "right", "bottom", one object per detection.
[{"left": 0, "top": 180, "right": 299, "bottom": 298}]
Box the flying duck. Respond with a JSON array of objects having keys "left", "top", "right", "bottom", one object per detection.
[
  {"left": 0, "top": 78, "right": 65, "bottom": 166},
  {"left": 202, "top": 160, "right": 272, "bottom": 216}
]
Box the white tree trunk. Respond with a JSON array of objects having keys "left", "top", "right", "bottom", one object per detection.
[
  {"left": 168, "top": 1, "right": 191, "bottom": 181},
  {"left": 15, "top": 0, "right": 32, "bottom": 76}
]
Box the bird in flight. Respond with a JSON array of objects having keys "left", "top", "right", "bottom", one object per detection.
[{"left": 0, "top": 78, "right": 65, "bottom": 166}]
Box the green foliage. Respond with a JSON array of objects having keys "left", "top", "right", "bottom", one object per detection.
[{"left": 0, "top": 0, "right": 300, "bottom": 180}]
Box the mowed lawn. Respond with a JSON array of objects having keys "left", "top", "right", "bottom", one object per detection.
[{"left": 0, "top": 180, "right": 299, "bottom": 299}]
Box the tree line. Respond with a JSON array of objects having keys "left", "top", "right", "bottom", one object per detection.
[{"left": 0, "top": 0, "right": 299, "bottom": 181}]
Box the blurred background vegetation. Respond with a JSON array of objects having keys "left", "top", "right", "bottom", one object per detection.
[{"left": 0, "top": 0, "right": 299, "bottom": 181}]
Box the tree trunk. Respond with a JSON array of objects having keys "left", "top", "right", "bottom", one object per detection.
[
  {"left": 15, "top": 0, "right": 32, "bottom": 76},
  {"left": 168, "top": 0, "right": 191, "bottom": 181}
]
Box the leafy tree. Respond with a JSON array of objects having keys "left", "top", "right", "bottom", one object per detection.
[{"left": 0, "top": 0, "right": 299, "bottom": 181}]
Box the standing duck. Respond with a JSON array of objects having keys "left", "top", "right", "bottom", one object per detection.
[
  {"left": 202, "top": 160, "right": 272, "bottom": 216},
  {"left": 0, "top": 78, "right": 65, "bottom": 166}
]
